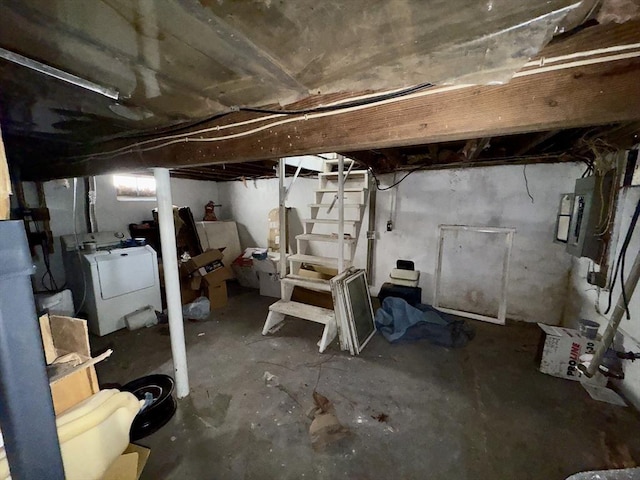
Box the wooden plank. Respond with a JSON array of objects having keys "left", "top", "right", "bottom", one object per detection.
[
  {"left": 38, "top": 314, "right": 58, "bottom": 364},
  {"left": 268, "top": 300, "right": 334, "bottom": 325},
  {"left": 22, "top": 21, "right": 640, "bottom": 180},
  {"left": 49, "top": 367, "right": 97, "bottom": 415}
]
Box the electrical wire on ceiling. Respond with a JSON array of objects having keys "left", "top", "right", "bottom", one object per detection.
[
  {"left": 94, "top": 111, "right": 234, "bottom": 143},
  {"left": 369, "top": 165, "right": 425, "bottom": 191},
  {"left": 101, "top": 40, "right": 640, "bottom": 144},
  {"left": 90, "top": 83, "right": 433, "bottom": 146},
  {"left": 237, "top": 82, "right": 433, "bottom": 115},
  {"left": 68, "top": 83, "right": 444, "bottom": 163},
  {"left": 63, "top": 46, "right": 640, "bottom": 166}
]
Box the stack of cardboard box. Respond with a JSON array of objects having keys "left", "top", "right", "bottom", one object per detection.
[{"left": 180, "top": 249, "right": 233, "bottom": 309}]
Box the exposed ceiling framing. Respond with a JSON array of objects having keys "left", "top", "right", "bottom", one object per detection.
[
  {"left": 1, "top": 2, "right": 639, "bottom": 183},
  {"left": 12, "top": 20, "right": 639, "bottom": 181}
]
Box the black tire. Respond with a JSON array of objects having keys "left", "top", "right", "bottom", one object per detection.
[{"left": 121, "top": 374, "right": 177, "bottom": 441}]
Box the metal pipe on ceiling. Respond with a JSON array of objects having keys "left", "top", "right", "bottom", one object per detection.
[{"left": 0, "top": 47, "right": 120, "bottom": 100}]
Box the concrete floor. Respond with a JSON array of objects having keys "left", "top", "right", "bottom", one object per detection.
[{"left": 93, "top": 284, "right": 640, "bottom": 480}]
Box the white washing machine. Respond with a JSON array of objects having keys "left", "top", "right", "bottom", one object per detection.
[{"left": 61, "top": 232, "right": 162, "bottom": 336}]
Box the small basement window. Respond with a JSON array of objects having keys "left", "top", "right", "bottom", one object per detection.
[{"left": 113, "top": 175, "right": 156, "bottom": 201}]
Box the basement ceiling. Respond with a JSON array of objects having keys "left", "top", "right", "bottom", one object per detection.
[
  {"left": 1, "top": 0, "right": 639, "bottom": 181},
  {"left": 0, "top": 1, "right": 586, "bottom": 143}
]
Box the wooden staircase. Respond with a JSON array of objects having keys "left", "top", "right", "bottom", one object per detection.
[{"left": 261, "top": 156, "right": 370, "bottom": 352}]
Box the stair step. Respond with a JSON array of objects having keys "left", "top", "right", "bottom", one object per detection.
[
  {"left": 282, "top": 274, "right": 331, "bottom": 292},
  {"left": 320, "top": 170, "right": 369, "bottom": 178},
  {"left": 269, "top": 300, "right": 334, "bottom": 324},
  {"left": 296, "top": 233, "right": 356, "bottom": 244},
  {"left": 288, "top": 254, "right": 351, "bottom": 269},
  {"left": 308, "top": 203, "right": 361, "bottom": 208},
  {"left": 304, "top": 219, "right": 358, "bottom": 225},
  {"left": 316, "top": 188, "right": 365, "bottom": 193}
]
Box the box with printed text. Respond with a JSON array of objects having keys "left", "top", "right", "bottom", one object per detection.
[{"left": 537, "top": 323, "right": 599, "bottom": 381}]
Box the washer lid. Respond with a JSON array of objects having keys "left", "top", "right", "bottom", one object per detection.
[{"left": 95, "top": 247, "right": 155, "bottom": 300}]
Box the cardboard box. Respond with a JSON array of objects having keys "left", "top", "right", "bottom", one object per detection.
[
  {"left": 232, "top": 261, "right": 260, "bottom": 289},
  {"left": 181, "top": 249, "right": 233, "bottom": 310},
  {"left": 180, "top": 282, "right": 199, "bottom": 305},
  {"left": 40, "top": 314, "right": 110, "bottom": 414},
  {"left": 183, "top": 248, "right": 224, "bottom": 275},
  {"left": 183, "top": 249, "right": 232, "bottom": 287},
  {"left": 537, "top": 323, "right": 599, "bottom": 381},
  {"left": 253, "top": 257, "right": 278, "bottom": 274},
  {"left": 101, "top": 444, "right": 150, "bottom": 480},
  {"left": 201, "top": 262, "right": 233, "bottom": 287},
  {"left": 232, "top": 249, "right": 263, "bottom": 289},
  {"left": 291, "top": 287, "right": 334, "bottom": 310},
  {"left": 258, "top": 271, "right": 281, "bottom": 298},
  {"left": 205, "top": 280, "right": 228, "bottom": 309}
]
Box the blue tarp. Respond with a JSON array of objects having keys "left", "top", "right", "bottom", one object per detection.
[{"left": 374, "top": 297, "right": 475, "bottom": 348}]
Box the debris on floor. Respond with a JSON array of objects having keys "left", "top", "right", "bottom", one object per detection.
[
  {"left": 182, "top": 296, "right": 210, "bottom": 321},
  {"left": 582, "top": 383, "right": 627, "bottom": 407},
  {"left": 374, "top": 297, "right": 475, "bottom": 347},
  {"left": 308, "top": 391, "right": 351, "bottom": 452},
  {"left": 371, "top": 412, "right": 389, "bottom": 423},
  {"left": 263, "top": 371, "right": 280, "bottom": 388}
]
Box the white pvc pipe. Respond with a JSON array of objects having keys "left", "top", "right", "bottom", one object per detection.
[
  {"left": 153, "top": 168, "right": 190, "bottom": 398},
  {"left": 337, "top": 154, "right": 345, "bottom": 273},
  {"left": 279, "top": 159, "right": 287, "bottom": 277}
]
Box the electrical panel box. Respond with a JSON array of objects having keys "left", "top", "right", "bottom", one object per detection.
[{"left": 554, "top": 173, "right": 614, "bottom": 262}]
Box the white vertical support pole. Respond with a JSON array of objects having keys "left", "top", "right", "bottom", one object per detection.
[
  {"left": 338, "top": 154, "right": 345, "bottom": 273},
  {"left": 278, "top": 159, "right": 287, "bottom": 278},
  {"left": 153, "top": 168, "right": 189, "bottom": 398}
]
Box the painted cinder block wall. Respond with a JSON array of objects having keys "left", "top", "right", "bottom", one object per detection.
[
  {"left": 219, "top": 162, "right": 584, "bottom": 325},
  {"left": 564, "top": 183, "right": 640, "bottom": 408},
  {"left": 17, "top": 175, "right": 219, "bottom": 290}
]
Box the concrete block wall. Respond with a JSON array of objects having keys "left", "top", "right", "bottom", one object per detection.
[
  {"left": 219, "top": 162, "right": 584, "bottom": 325},
  {"left": 362, "top": 164, "right": 582, "bottom": 324},
  {"left": 564, "top": 185, "right": 640, "bottom": 408},
  {"left": 16, "top": 175, "right": 218, "bottom": 291}
]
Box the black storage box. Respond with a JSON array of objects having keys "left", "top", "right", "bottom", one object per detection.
[{"left": 378, "top": 282, "right": 422, "bottom": 306}]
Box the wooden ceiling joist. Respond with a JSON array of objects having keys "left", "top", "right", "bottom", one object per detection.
[{"left": 20, "top": 21, "right": 640, "bottom": 181}]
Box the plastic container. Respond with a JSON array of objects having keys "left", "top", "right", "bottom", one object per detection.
[
  {"left": 35, "top": 289, "right": 75, "bottom": 316},
  {"left": 579, "top": 319, "right": 599, "bottom": 340},
  {"left": 124, "top": 305, "right": 158, "bottom": 330}
]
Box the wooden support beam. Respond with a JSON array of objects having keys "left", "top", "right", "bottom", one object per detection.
[{"left": 20, "top": 22, "right": 640, "bottom": 181}]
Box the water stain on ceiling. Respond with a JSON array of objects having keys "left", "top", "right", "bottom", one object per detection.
[{"left": 0, "top": 0, "right": 586, "bottom": 147}]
